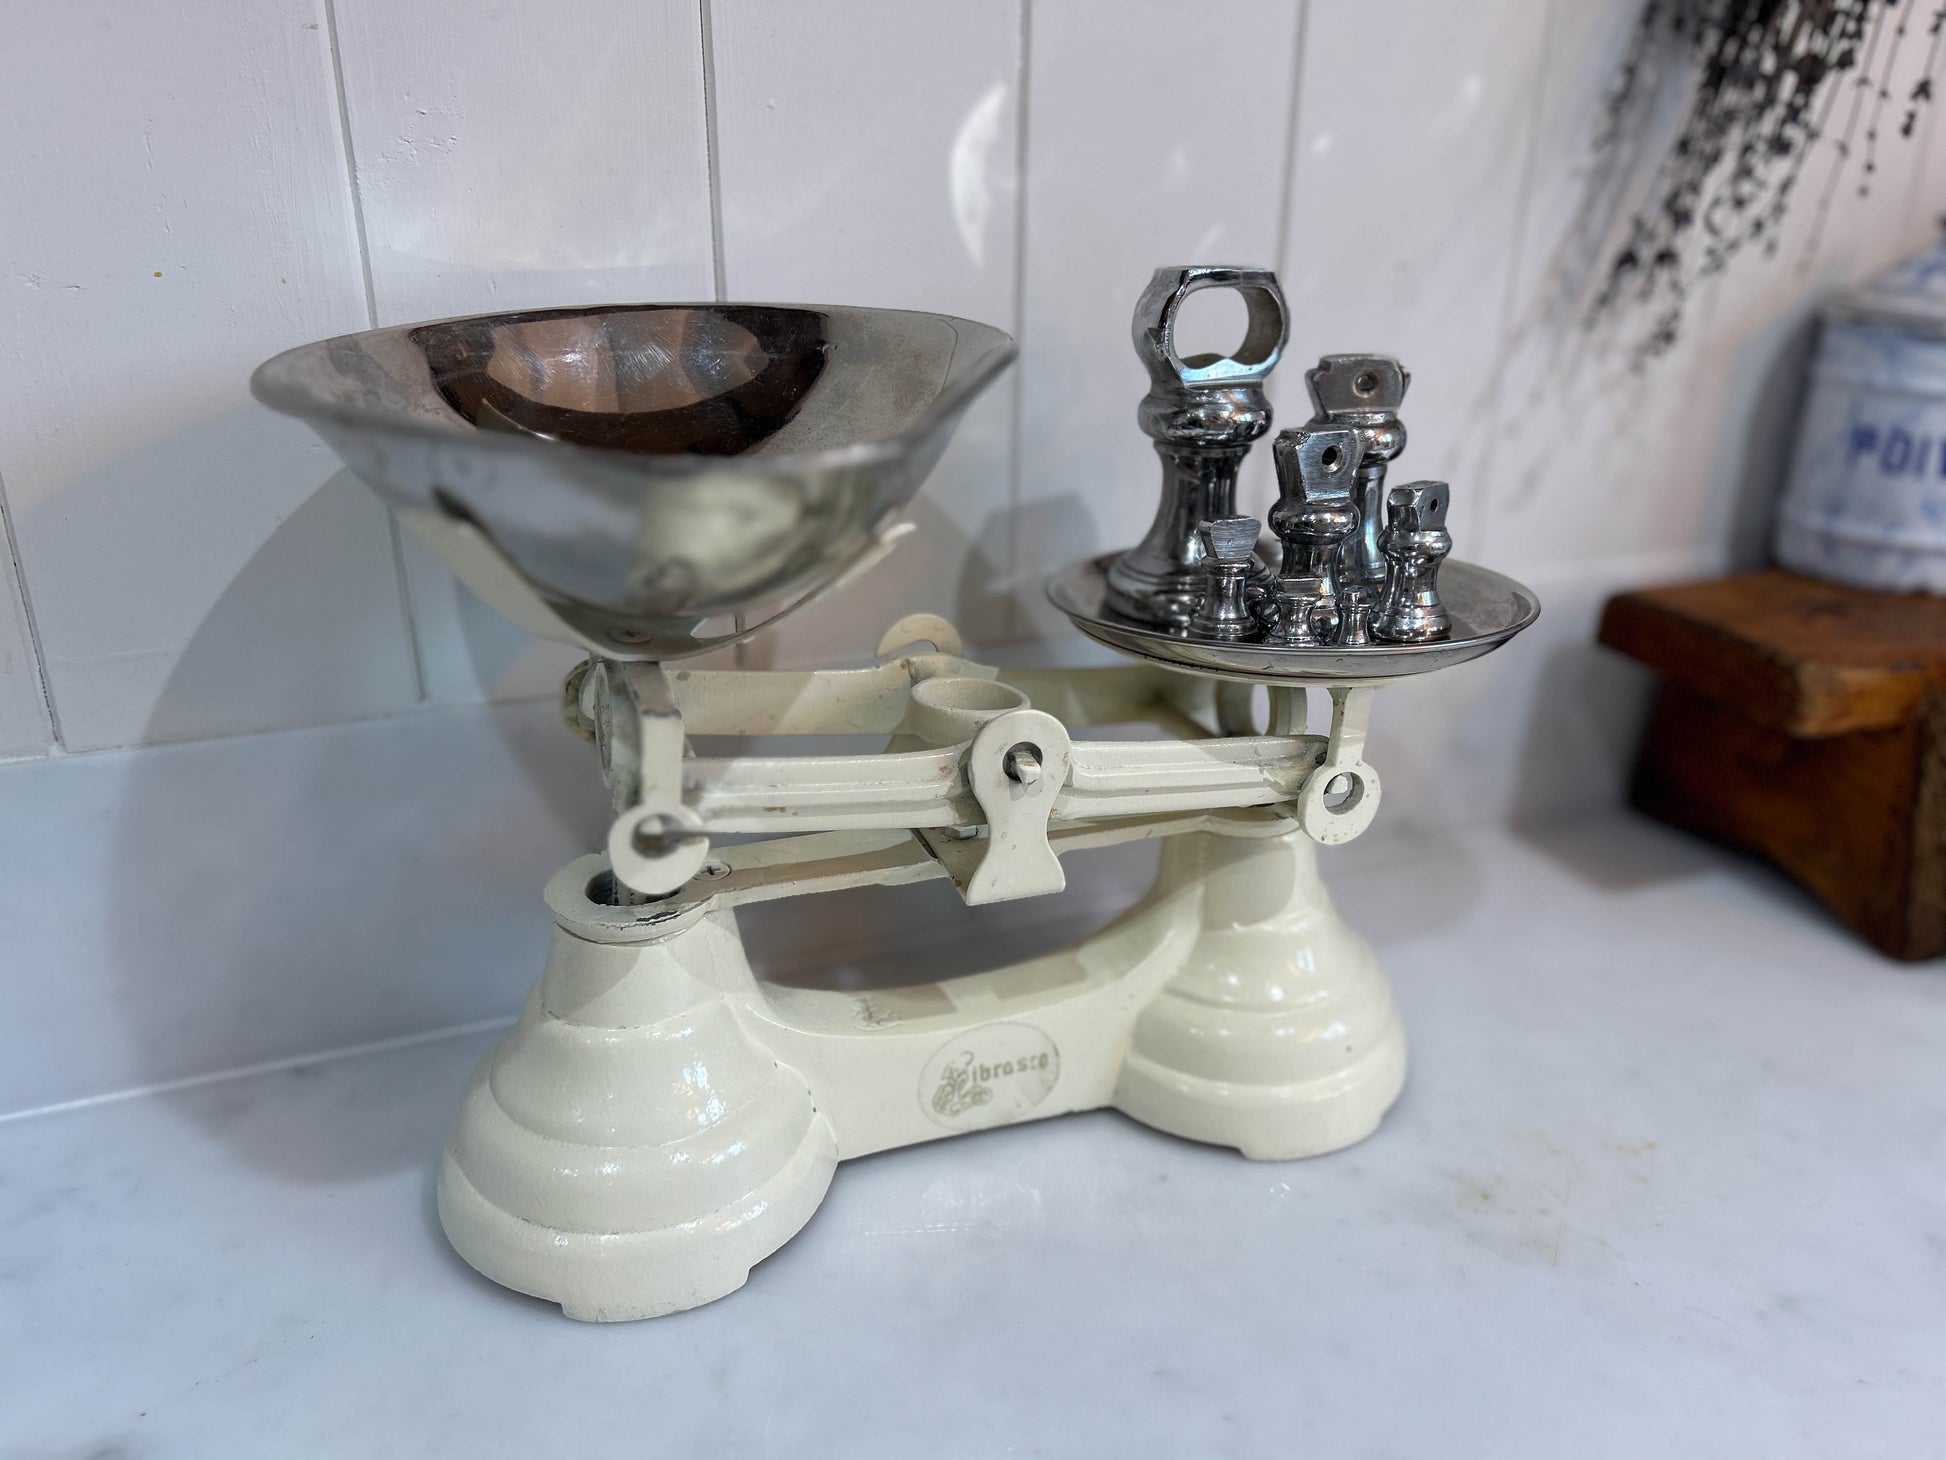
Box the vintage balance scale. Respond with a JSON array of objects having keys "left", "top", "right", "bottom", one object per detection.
[{"left": 255, "top": 265, "right": 1537, "bottom": 1321}]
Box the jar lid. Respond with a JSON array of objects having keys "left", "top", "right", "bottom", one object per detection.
[{"left": 1826, "top": 235, "right": 1946, "bottom": 338}]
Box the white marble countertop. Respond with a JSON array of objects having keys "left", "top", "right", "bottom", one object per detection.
[{"left": 4, "top": 815, "right": 1943, "bottom": 1459}]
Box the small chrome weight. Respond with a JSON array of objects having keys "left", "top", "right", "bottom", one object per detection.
[
  {"left": 1188, "top": 515, "right": 1263, "bottom": 642},
  {"left": 1374, "top": 481, "right": 1453, "bottom": 643},
  {"left": 1336, "top": 588, "right": 1376, "bottom": 647},
  {"left": 1304, "top": 354, "right": 1410, "bottom": 596},
  {"left": 1264, "top": 426, "right": 1362, "bottom": 647}
]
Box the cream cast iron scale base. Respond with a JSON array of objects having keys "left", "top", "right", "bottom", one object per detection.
[
  {"left": 251, "top": 279, "right": 1536, "bottom": 1323},
  {"left": 438, "top": 615, "right": 1406, "bottom": 1321}
]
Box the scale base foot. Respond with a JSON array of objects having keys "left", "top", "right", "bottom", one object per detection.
[
  {"left": 438, "top": 822, "right": 1407, "bottom": 1320},
  {"left": 438, "top": 1116, "right": 836, "bottom": 1323},
  {"left": 1113, "top": 822, "right": 1406, "bottom": 1160},
  {"left": 436, "top": 908, "right": 838, "bottom": 1322},
  {"left": 1116, "top": 1028, "right": 1405, "bottom": 1161}
]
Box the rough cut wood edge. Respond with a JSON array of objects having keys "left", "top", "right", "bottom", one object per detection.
[{"left": 1599, "top": 572, "right": 1946, "bottom": 739}]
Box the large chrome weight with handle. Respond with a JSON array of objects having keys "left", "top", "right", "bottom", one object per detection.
[{"left": 1104, "top": 266, "right": 1290, "bottom": 629}]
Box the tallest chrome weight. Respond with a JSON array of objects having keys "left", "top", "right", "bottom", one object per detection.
[{"left": 1104, "top": 266, "right": 1289, "bottom": 628}]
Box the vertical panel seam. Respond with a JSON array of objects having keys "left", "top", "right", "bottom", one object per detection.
[
  {"left": 323, "top": 0, "right": 428, "bottom": 703},
  {"left": 0, "top": 466, "right": 63, "bottom": 753},
  {"left": 1271, "top": 0, "right": 1309, "bottom": 284},
  {"left": 701, "top": 0, "right": 729, "bottom": 303},
  {"left": 1472, "top": 0, "right": 1560, "bottom": 561},
  {"left": 701, "top": 0, "right": 742, "bottom": 661},
  {"left": 322, "top": 0, "right": 379, "bottom": 328},
  {"left": 1002, "top": 0, "right": 1034, "bottom": 643}
]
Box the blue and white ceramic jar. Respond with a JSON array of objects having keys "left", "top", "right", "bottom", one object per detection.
[{"left": 1775, "top": 238, "right": 1946, "bottom": 594}]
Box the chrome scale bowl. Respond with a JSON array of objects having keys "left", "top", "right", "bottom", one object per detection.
[{"left": 253, "top": 303, "right": 1015, "bottom": 659}]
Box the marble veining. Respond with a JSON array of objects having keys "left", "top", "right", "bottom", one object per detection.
[{"left": 1, "top": 818, "right": 1942, "bottom": 1457}]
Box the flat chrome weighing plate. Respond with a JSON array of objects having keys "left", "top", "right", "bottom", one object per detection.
[{"left": 1047, "top": 555, "right": 1541, "bottom": 683}]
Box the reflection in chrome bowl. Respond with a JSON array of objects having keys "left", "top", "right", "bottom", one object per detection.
[{"left": 252, "top": 302, "right": 1016, "bottom": 660}]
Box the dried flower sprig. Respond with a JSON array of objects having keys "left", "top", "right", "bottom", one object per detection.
[{"left": 1590, "top": 0, "right": 1942, "bottom": 355}]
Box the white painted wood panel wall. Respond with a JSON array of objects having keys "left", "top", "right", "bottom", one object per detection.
[
  {"left": 3, "top": 0, "right": 1946, "bottom": 1111},
  {"left": 5, "top": 0, "right": 1944, "bottom": 749},
  {"left": 709, "top": 0, "right": 1025, "bottom": 665},
  {"left": 331, "top": 0, "right": 718, "bottom": 704},
  {"left": 0, "top": 0, "right": 418, "bottom": 754}
]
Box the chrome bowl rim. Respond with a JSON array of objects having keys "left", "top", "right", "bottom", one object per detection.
[{"left": 249, "top": 300, "right": 1018, "bottom": 480}]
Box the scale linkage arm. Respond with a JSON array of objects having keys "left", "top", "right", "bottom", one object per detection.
[
  {"left": 679, "top": 732, "right": 1328, "bottom": 833},
  {"left": 584, "top": 617, "right": 1382, "bottom": 902}
]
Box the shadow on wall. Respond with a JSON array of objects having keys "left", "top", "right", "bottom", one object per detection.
[
  {"left": 725, "top": 481, "right": 1165, "bottom": 999},
  {"left": 731, "top": 483, "right": 1104, "bottom": 669},
  {"left": 1491, "top": 304, "right": 1819, "bottom": 892},
  {"left": 111, "top": 469, "right": 608, "bottom": 1184},
  {"left": 99, "top": 401, "right": 1729, "bottom": 1182},
  {"left": 105, "top": 464, "right": 1131, "bottom": 1184},
  {"left": 448, "top": 541, "right": 576, "bottom": 698},
  {"left": 1718, "top": 309, "right": 1820, "bottom": 571},
  {"left": 1506, "top": 637, "right": 1655, "bottom": 841},
  {"left": 1505, "top": 636, "right": 1702, "bottom": 892},
  {"left": 36, "top": 411, "right": 420, "bottom": 750}
]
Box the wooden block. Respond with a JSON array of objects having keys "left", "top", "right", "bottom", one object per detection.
[
  {"left": 1598, "top": 570, "right": 1946, "bottom": 738},
  {"left": 1602, "top": 570, "right": 1946, "bottom": 962},
  {"left": 1630, "top": 684, "right": 1944, "bottom": 961}
]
